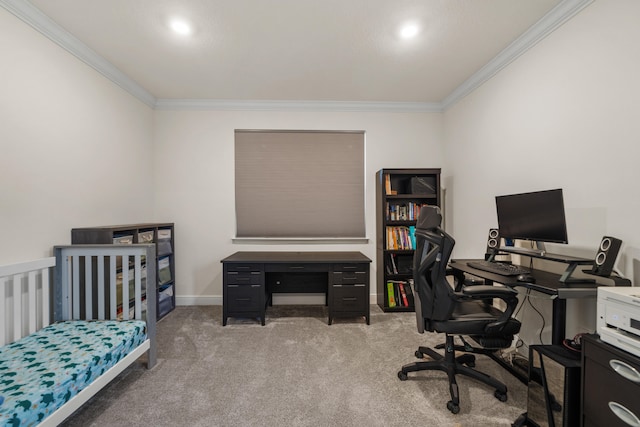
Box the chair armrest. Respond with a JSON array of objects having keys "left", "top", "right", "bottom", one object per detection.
[
  {"left": 460, "top": 285, "right": 517, "bottom": 299},
  {"left": 457, "top": 285, "right": 520, "bottom": 334}
]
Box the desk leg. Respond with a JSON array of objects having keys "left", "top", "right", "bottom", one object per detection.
[{"left": 551, "top": 298, "right": 566, "bottom": 345}]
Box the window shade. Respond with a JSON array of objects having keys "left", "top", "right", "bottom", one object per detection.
[{"left": 235, "top": 130, "right": 365, "bottom": 238}]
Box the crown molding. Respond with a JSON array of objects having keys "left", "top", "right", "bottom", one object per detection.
[
  {"left": 441, "top": 0, "right": 595, "bottom": 110},
  {"left": 0, "top": 0, "right": 156, "bottom": 107},
  {"left": 2, "top": 0, "right": 593, "bottom": 112},
  {"left": 154, "top": 99, "right": 442, "bottom": 113}
]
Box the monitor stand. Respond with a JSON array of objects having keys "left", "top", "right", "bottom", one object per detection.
[{"left": 498, "top": 244, "right": 596, "bottom": 284}]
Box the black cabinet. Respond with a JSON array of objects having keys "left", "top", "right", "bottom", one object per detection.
[
  {"left": 71, "top": 223, "right": 176, "bottom": 320},
  {"left": 328, "top": 263, "right": 370, "bottom": 325},
  {"left": 376, "top": 168, "right": 441, "bottom": 312},
  {"left": 221, "top": 252, "right": 371, "bottom": 326},
  {"left": 582, "top": 335, "right": 640, "bottom": 427},
  {"left": 222, "top": 262, "right": 266, "bottom": 326}
]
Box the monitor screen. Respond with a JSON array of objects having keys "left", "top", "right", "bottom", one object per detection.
[{"left": 495, "top": 188, "right": 568, "bottom": 244}]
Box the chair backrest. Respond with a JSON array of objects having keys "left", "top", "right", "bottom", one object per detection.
[{"left": 413, "top": 206, "right": 456, "bottom": 325}]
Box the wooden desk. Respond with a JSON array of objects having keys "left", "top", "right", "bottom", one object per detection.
[
  {"left": 449, "top": 259, "right": 602, "bottom": 345},
  {"left": 221, "top": 251, "right": 371, "bottom": 326}
]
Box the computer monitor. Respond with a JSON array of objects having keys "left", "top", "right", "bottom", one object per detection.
[{"left": 495, "top": 188, "right": 568, "bottom": 245}]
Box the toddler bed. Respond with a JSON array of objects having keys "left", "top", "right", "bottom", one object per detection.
[{"left": 0, "top": 244, "right": 157, "bottom": 426}]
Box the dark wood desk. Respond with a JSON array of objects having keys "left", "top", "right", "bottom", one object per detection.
[
  {"left": 449, "top": 259, "right": 602, "bottom": 345},
  {"left": 221, "top": 251, "right": 371, "bottom": 326}
]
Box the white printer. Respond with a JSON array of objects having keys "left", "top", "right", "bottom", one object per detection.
[{"left": 597, "top": 286, "right": 640, "bottom": 357}]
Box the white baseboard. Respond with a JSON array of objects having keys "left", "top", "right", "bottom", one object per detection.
[{"left": 176, "top": 294, "right": 379, "bottom": 306}]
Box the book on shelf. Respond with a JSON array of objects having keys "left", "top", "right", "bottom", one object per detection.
[
  {"left": 384, "top": 173, "right": 397, "bottom": 195},
  {"left": 388, "top": 253, "right": 398, "bottom": 274},
  {"left": 387, "top": 281, "right": 397, "bottom": 307},
  {"left": 386, "top": 202, "right": 429, "bottom": 221},
  {"left": 386, "top": 280, "right": 415, "bottom": 308},
  {"left": 398, "top": 281, "right": 409, "bottom": 307},
  {"left": 386, "top": 226, "right": 414, "bottom": 250}
]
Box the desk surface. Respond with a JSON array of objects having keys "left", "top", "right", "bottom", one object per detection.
[
  {"left": 449, "top": 259, "right": 602, "bottom": 299},
  {"left": 221, "top": 251, "right": 372, "bottom": 264}
]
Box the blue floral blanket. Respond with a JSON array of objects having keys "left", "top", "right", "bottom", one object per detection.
[{"left": 0, "top": 320, "right": 147, "bottom": 426}]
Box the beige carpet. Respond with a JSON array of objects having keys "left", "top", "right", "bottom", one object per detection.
[{"left": 60, "top": 305, "right": 527, "bottom": 427}]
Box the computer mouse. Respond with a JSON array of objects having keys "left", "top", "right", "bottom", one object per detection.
[{"left": 516, "top": 274, "right": 535, "bottom": 283}]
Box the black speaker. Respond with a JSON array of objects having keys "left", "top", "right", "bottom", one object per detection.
[
  {"left": 591, "top": 236, "right": 622, "bottom": 277},
  {"left": 485, "top": 228, "right": 500, "bottom": 260}
]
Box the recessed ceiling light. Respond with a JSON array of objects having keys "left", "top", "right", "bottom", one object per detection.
[
  {"left": 169, "top": 18, "right": 193, "bottom": 36},
  {"left": 399, "top": 23, "right": 419, "bottom": 39}
]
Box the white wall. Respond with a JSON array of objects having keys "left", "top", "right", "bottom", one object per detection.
[
  {"left": 0, "top": 8, "right": 155, "bottom": 263},
  {"left": 153, "top": 110, "right": 443, "bottom": 304},
  {"left": 443, "top": 0, "right": 640, "bottom": 342}
]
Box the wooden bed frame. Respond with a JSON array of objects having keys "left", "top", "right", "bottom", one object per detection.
[{"left": 0, "top": 244, "right": 157, "bottom": 426}]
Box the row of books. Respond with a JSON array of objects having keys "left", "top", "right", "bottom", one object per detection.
[
  {"left": 386, "top": 202, "right": 428, "bottom": 221},
  {"left": 386, "top": 226, "right": 416, "bottom": 250},
  {"left": 386, "top": 280, "right": 414, "bottom": 308}
]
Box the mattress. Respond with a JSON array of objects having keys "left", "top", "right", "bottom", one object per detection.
[{"left": 0, "top": 320, "right": 147, "bottom": 426}]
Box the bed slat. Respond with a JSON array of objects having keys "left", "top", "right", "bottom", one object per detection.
[
  {"left": 72, "top": 255, "right": 80, "bottom": 319},
  {"left": 109, "top": 256, "right": 117, "bottom": 319},
  {"left": 41, "top": 266, "right": 50, "bottom": 328},
  {"left": 28, "top": 270, "right": 37, "bottom": 334},
  {"left": 84, "top": 256, "right": 93, "bottom": 319},
  {"left": 97, "top": 255, "right": 105, "bottom": 320},
  {"left": 13, "top": 274, "right": 22, "bottom": 341},
  {"left": 0, "top": 257, "right": 55, "bottom": 346}
]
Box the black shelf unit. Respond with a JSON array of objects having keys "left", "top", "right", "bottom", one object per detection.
[
  {"left": 71, "top": 222, "right": 176, "bottom": 320},
  {"left": 376, "top": 168, "right": 441, "bottom": 312}
]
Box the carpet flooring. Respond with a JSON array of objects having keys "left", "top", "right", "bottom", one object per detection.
[{"left": 60, "top": 305, "right": 527, "bottom": 427}]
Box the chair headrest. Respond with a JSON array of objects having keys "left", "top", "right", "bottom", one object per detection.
[{"left": 416, "top": 206, "right": 442, "bottom": 231}]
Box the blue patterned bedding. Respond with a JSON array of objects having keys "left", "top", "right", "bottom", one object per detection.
[{"left": 0, "top": 320, "right": 147, "bottom": 426}]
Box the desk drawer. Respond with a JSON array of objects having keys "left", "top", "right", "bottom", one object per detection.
[
  {"left": 331, "top": 271, "right": 367, "bottom": 284},
  {"left": 226, "top": 284, "right": 264, "bottom": 312},
  {"left": 226, "top": 263, "right": 262, "bottom": 273},
  {"left": 333, "top": 263, "right": 369, "bottom": 272},
  {"left": 331, "top": 284, "right": 367, "bottom": 312},
  {"left": 265, "top": 263, "right": 331, "bottom": 273},
  {"left": 226, "top": 271, "right": 262, "bottom": 285}
]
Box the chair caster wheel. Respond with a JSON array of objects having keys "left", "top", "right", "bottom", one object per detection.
[
  {"left": 447, "top": 401, "right": 460, "bottom": 414},
  {"left": 415, "top": 350, "right": 424, "bottom": 359},
  {"left": 397, "top": 371, "right": 408, "bottom": 381},
  {"left": 495, "top": 390, "right": 508, "bottom": 402}
]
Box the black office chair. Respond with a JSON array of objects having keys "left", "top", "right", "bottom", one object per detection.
[{"left": 397, "top": 206, "right": 521, "bottom": 414}]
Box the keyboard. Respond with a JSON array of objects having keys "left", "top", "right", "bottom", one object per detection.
[{"left": 467, "top": 260, "right": 530, "bottom": 276}]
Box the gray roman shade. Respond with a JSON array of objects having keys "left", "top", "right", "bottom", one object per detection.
[{"left": 235, "top": 130, "right": 365, "bottom": 238}]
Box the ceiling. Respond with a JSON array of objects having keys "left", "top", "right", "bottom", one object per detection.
[{"left": 9, "top": 0, "right": 590, "bottom": 108}]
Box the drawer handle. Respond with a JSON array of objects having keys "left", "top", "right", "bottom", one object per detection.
[
  {"left": 608, "top": 402, "right": 640, "bottom": 427},
  {"left": 289, "top": 266, "right": 305, "bottom": 270},
  {"left": 355, "top": 284, "right": 366, "bottom": 287},
  {"left": 341, "top": 266, "right": 357, "bottom": 270},
  {"left": 333, "top": 284, "right": 342, "bottom": 287},
  {"left": 342, "top": 297, "right": 358, "bottom": 301},
  {"left": 251, "top": 284, "right": 261, "bottom": 287},
  {"left": 610, "top": 359, "right": 640, "bottom": 384},
  {"left": 228, "top": 284, "right": 239, "bottom": 288},
  {"left": 236, "top": 298, "right": 251, "bottom": 302}
]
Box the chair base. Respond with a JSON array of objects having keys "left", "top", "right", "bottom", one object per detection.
[{"left": 398, "top": 334, "right": 508, "bottom": 414}]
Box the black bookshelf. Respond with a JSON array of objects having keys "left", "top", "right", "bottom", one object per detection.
[{"left": 376, "top": 169, "right": 441, "bottom": 312}]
